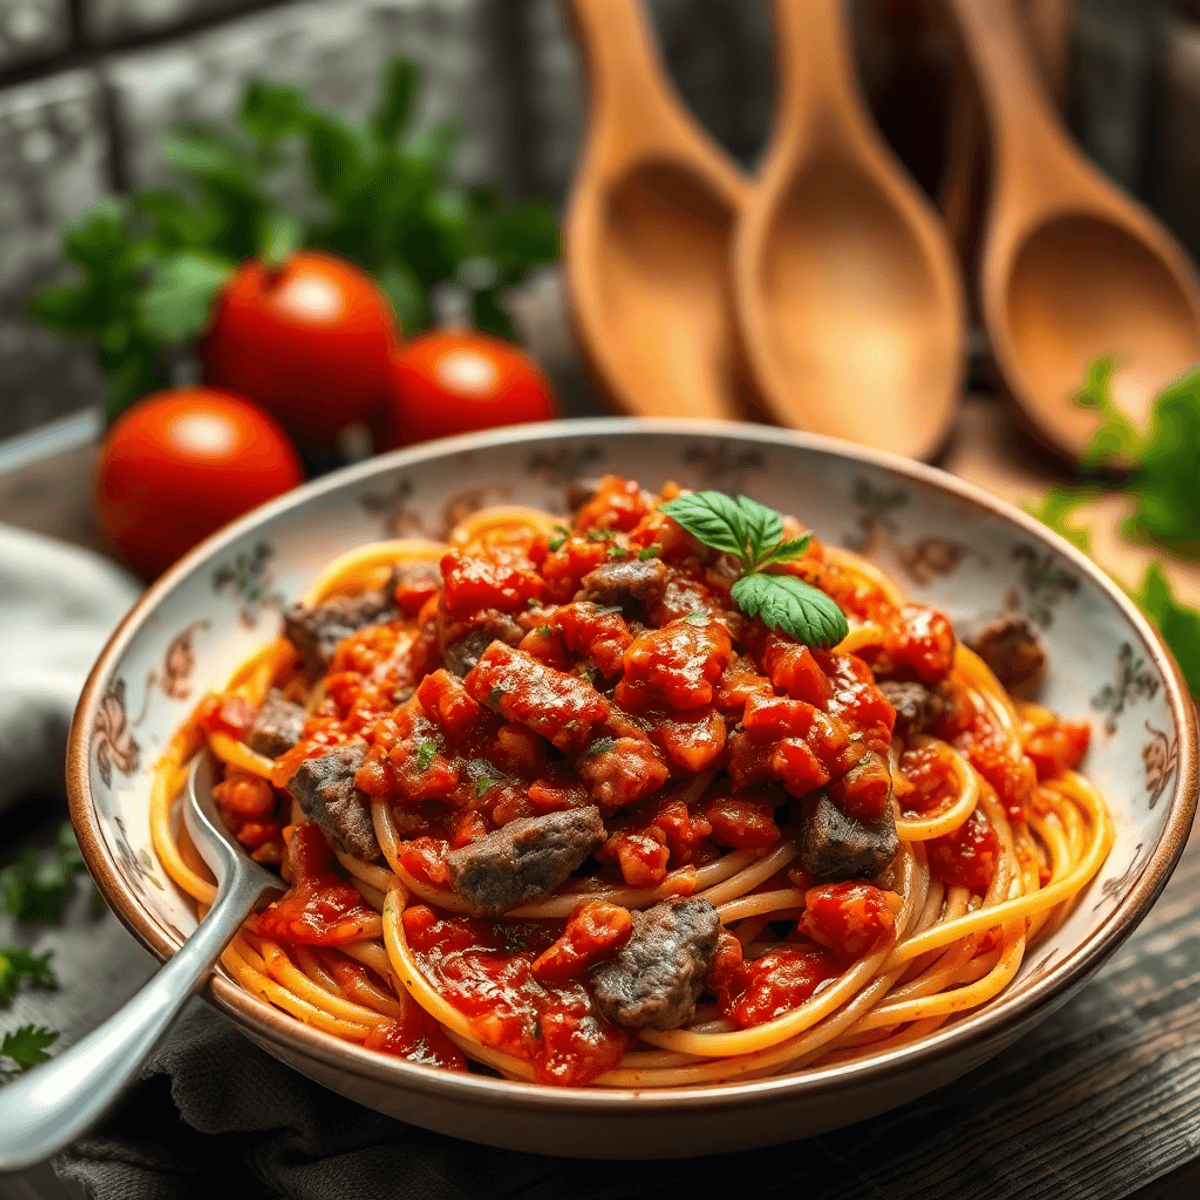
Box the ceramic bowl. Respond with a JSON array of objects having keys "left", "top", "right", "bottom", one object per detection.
[{"left": 68, "top": 419, "right": 1197, "bottom": 1159}]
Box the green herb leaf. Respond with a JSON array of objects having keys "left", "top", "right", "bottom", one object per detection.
[
  {"left": 605, "top": 545, "right": 627, "bottom": 560},
  {"left": 372, "top": 57, "right": 419, "bottom": 146},
  {"left": 1075, "top": 355, "right": 1141, "bottom": 469},
  {"left": 638, "top": 545, "right": 661, "bottom": 561},
  {"left": 731, "top": 574, "right": 848, "bottom": 649},
  {"left": 758, "top": 535, "right": 811, "bottom": 568},
  {"left": 414, "top": 739, "right": 436, "bottom": 771},
  {"left": 1135, "top": 562, "right": 1200, "bottom": 695},
  {"left": 0, "top": 948, "right": 56, "bottom": 1006},
  {"left": 1022, "top": 487, "right": 1098, "bottom": 555},
  {"left": 548, "top": 535, "right": 567, "bottom": 553},
  {"left": 586, "top": 529, "right": 616, "bottom": 542},
  {"left": 737, "top": 495, "right": 783, "bottom": 564},
  {"left": 660, "top": 492, "right": 748, "bottom": 562},
  {"left": 486, "top": 686, "right": 505, "bottom": 708},
  {"left": 0, "top": 824, "right": 90, "bottom": 924},
  {"left": 661, "top": 492, "right": 843, "bottom": 647},
  {"left": 137, "top": 251, "right": 233, "bottom": 344},
  {"left": 584, "top": 737, "right": 616, "bottom": 758},
  {"left": 475, "top": 777, "right": 497, "bottom": 798},
  {"left": 0, "top": 1025, "right": 58, "bottom": 1072},
  {"left": 683, "top": 612, "right": 710, "bottom": 627}
]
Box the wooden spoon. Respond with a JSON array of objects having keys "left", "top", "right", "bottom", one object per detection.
[
  {"left": 948, "top": 0, "right": 1200, "bottom": 459},
  {"left": 564, "top": 0, "right": 750, "bottom": 420},
  {"left": 733, "top": 0, "right": 965, "bottom": 461}
]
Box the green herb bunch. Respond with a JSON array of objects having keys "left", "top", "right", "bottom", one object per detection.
[
  {"left": 29, "top": 57, "right": 559, "bottom": 422},
  {"left": 1025, "top": 356, "right": 1200, "bottom": 695},
  {"left": 659, "top": 492, "right": 848, "bottom": 647},
  {"left": 0, "top": 823, "right": 99, "bottom": 1074}
]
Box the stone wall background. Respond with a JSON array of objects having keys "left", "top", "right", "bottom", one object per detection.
[{"left": 0, "top": 0, "right": 1196, "bottom": 441}]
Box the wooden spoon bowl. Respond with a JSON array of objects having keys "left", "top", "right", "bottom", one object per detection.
[
  {"left": 734, "top": 0, "right": 965, "bottom": 461},
  {"left": 564, "top": 0, "right": 749, "bottom": 421},
  {"left": 949, "top": 0, "right": 1200, "bottom": 457}
]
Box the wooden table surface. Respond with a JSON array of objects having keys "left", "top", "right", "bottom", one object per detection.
[{"left": 2, "top": 394, "right": 1199, "bottom": 1200}]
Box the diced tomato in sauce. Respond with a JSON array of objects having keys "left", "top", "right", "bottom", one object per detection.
[
  {"left": 531, "top": 900, "right": 633, "bottom": 983},
  {"left": 254, "top": 824, "right": 379, "bottom": 945},
  {"left": 402, "top": 905, "right": 628, "bottom": 1085},
  {"left": 1024, "top": 712, "right": 1090, "bottom": 781},
  {"left": 799, "top": 882, "right": 900, "bottom": 958},
  {"left": 926, "top": 808, "right": 1000, "bottom": 892},
  {"left": 363, "top": 1000, "right": 467, "bottom": 1071},
  {"left": 710, "top": 934, "right": 844, "bottom": 1028},
  {"left": 196, "top": 693, "right": 256, "bottom": 739}
]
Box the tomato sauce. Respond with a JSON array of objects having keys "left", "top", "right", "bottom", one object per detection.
[
  {"left": 402, "top": 905, "right": 628, "bottom": 1086},
  {"left": 205, "top": 473, "right": 1090, "bottom": 1085}
]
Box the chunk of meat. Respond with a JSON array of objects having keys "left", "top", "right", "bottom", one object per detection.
[
  {"left": 964, "top": 610, "right": 1046, "bottom": 693},
  {"left": 575, "top": 558, "right": 669, "bottom": 613},
  {"left": 440, "top": 612, "right": 525, "bottom": 678},
  {"left": 444, "top": 807, "right": 606, "bottom": 916},
  {"left": 591, "top": 897, "right": 720, "bottom": 1031},
  {"left": 286, "top": 743, "right": 380, "bottom": 863},
  {"left": 284, "top": 571, "right": 400, "bottom": 673},
  {"left": 797, "top": 789, "right": 898, "bottom": 882},
  {"left": 465, "top": 642, "right": 610, "bottom": 755},
  {"left": 879, "top": 680, "right": 944, "bottom": 742},
  {"left": 246, "top": 688, "right": 306, "bottom": 758}
]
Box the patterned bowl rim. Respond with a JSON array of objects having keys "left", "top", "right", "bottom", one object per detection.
[{"left": 67, "top": 417, "right": 1198, "bottom": 1115}]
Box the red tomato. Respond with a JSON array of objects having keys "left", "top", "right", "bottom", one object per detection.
[
  {"left": 95, "top": 387, "right": 303, "bottom": 578},
  {"left": 386, "top": 329, "right": 556, "bottom": 446},
  {"left": 202, "top": 250, "right": 397, "bottom": 445}
]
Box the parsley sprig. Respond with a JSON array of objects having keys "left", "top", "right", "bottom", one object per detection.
[
  {"left": 1024, "top": 444, "right": 1200, "bottom": 696},
  {"left": 659, "top": 492, "right": 848, "bottom": 648},
  {"left": 1, "top": 1026, "right": 58, "bottom": 1073},
  {"left": 0, "top": 948, "right": 55, "bottom": 1006},
  {"left": 0, "top": 824, "right": 92, "bottom": 923},
  {"left": 1074, "top": 357, "right": 1200, "bottom": 549}
]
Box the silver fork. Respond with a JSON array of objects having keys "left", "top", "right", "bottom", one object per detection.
[{"left": 0, "top": 752, "right": 282, "bottom": 1171}]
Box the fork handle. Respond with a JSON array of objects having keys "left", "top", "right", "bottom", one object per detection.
[{"left": 0, "top": 868, "right": 270, "bottom": 1171}]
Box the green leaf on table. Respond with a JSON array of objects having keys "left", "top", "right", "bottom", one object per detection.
[
  {"left": 1127, "top": 368, "right": 1200, "bottom": 549},
  {"left": 1, "top": 1025, "right": 58, "bottom": 1072},
  {"left": 731, "top": 574, "right": 849, "bottom": 649},
  {"left": 372, "top": 57, "right": 419, "bottom": 146},
  {"left": 1022, "top": 486, "right": 1098, "bottom": 555},
  {"left": 0, "top": 823, "right": 91, "bottom": 924},
  {"left": 1135, "top": 561, "right": 1200, "bottom": 695},
  {"left": 0, "top": 948, "right": 56, "bottom": 1006},
  {"left": 1074, "top": 355, "right": 1141, "bottom": 469},
  {"left": 137, "top": 252, "right": 233, "bottom": 345}
]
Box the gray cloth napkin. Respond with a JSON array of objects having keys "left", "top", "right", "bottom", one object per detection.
[
  {"left": 53, "top": 1000, "right": 800, "bottom": 1200},
  {"left": 0, "top": 522, "right": 141, "bottom": 811}
]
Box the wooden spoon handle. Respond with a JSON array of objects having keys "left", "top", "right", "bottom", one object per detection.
[
  {"left": 771, "top": 0, "right": 862, "bottom": 138},
  {"left": 567, "top": 0, "right": 680, "bottom": 147},
  {"left": 946, "top": 0, "right": 1070, "bottom": 171}
]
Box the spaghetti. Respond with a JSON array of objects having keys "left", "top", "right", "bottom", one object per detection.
[{"left": 152, "top": 474, "right": 1110, "bottom": 1088}]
